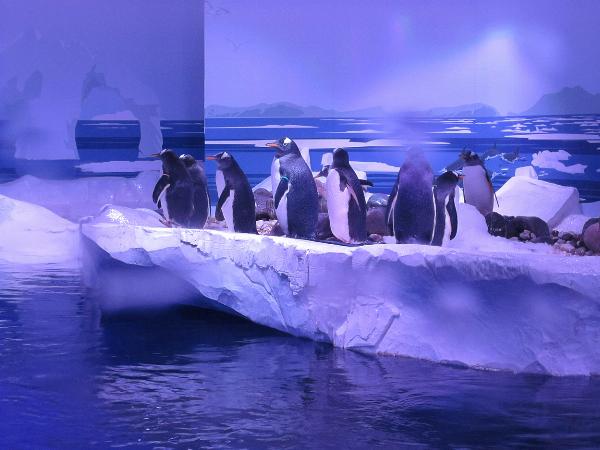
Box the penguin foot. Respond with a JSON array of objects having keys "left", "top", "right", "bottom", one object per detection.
[{"left": 160, "top": 218, "right": 174, "bottom": 228}]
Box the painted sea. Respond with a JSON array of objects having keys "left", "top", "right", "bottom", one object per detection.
[
  {"left": 203, "top": 114, "right": 600, "bottom": 202},
  {"left": 1, "top": 115, "right": 599, "bottom": 202}
]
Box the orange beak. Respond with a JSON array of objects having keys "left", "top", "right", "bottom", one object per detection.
[
  {"left": 206, "top": 155, "right": 218, "bottom": 161},
  {"left": 266, "top": 142, "right": 279, "bottom": 148}
]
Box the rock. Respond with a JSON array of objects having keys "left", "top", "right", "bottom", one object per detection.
[
  {"left": 485, "top": 212, "right": 508, "bottom": 237},
  {"left": 368, "top": 233, "right": 383, "bottom": 243},
  {"left": 519, "top": 230, "right": 532, "bottom": 241},
  {"left": 510, "top": 236, "right": 520, "bottom": 241},
  {"left": 316, "top": 213, "right": 333, "bottom": 240},
  {"left": 514, "top": 166, "right": 538, "bottom": 179},
  {"left": 254, "top": 188, "right": 276, "bottom": 220},
  {"left": 366, "top": 206, "right": 388, "bottom": 236},
  {"left": 575, "top": 247, "right": 586, "bottom": 256},
  {"left": 366, "top": 193, "right": 389, "bottom": 208},
  {"left": 559, "top": 231, "right": 575, "bottom": 241},
  {"left": 583, "top": 220, "right": 600, "bottom": 253},
  {"left": 586, "top": 250, "right": 595, "bottom": 256},
  {"left": 559, "top": 243, "right": 575, "bottom": 253},
  {"left": 257, "top": 219, "right": 283, "bottom": 236},
  {"left": 495, "top": 176, "right": 582, "bottom": 229}
]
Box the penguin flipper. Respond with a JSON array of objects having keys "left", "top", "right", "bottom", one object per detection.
[
  {"left": 485, "top": 169, "right": 500, "bottom": 207},
  {"left": 338, "top": 172, "right": 360, "bottom": 208},
  {"left": 152, "top": 174, "right": 170, "bottom": 204},
  {"left": 274, "top": 176, "right": 289, "bottom": 209},
  {"left": 386, "top": 178, "right": 399, "bottom": 235},
  {"left": 447, "top": 191, "right": 458, "bottom": 240},
  {"left": 215, "top": 185, "right": 231, "bottom": 222}
]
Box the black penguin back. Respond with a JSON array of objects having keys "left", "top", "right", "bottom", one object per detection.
[
  {"left": 188, "top": 162, "right": 210, "bottom": 229},
  {"left": 393, "top": 150, "right": 435, "bottom": 244},
  {"left": 223, "top": 160, "right": 257, "bottom": 234},
  {"left": 161, "top": 151, "right": 194, "bottom": 226},
  {"left": 279, "top": 153, "right": 318, "bottom": 239}
]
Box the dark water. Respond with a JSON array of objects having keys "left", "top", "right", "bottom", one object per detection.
[{"left": 2, "top": 266, "right": 600, "bottom": 449}]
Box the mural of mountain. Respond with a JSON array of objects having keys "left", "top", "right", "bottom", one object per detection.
[
  {"left": 206, "top": 101, "right": 500, "bottom": 118},
  {"left": 522, "top": 86, "right": 600, "bottom": 116},
  {"left": 205, "top": 102, "right": 385, "bottom": 118},
  {"left": 416, "top": 103, "right": 498, "bottom": 117}
]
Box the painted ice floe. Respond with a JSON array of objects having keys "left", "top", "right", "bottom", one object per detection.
[
  {"left": 207, "top": 124, "right": 318, "bottom": 129},
  {"left": 349, "top": 161, "right": 400, "bottom": 172},
  {"left": 505, "top": 133, "right": 600, "bottom": 141},
  {"left": 531, "top": 150, "right": 587, "bottom": 174}
]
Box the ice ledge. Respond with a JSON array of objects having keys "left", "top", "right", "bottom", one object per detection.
[{"left": 81, "top": 209, "right": 600, "bottom": 376}]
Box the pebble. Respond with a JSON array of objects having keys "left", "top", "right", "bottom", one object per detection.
[
  {"left": 583, "top": 222, "right": 600, "bottom": 253},
  {"left": 575, "top": 247, "right": 586, "bottom": 256},
  {"left": 368, "top": 233, "right": 383, "bottom": 243},
  {"left": 519, "top": 230, "right": 531, "bottom": 241}
]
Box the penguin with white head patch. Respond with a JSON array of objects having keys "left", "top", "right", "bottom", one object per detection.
[
  {"left": 266, "top": 137, "right": 318, "bottom": 239},
  {"left": 151, "top": 149, "right": 194, "bottom": 227},
  {"left": 179, "top": 154, "right": 210, "bottom": 229},
  {"left": 325, "top": 148, "right": 367, "bottom": 243},
  {"left": 431, "top": 171, "right": 459, "bottom": 246},
  {"left": 388, "top": 149, "right": 435, "bottom": 244},
  {"left": 207, "top": 151, "right": 257, "bottom": 234},
  {"left": 460, "top": 150, "right": 496, "bottom": 216}
]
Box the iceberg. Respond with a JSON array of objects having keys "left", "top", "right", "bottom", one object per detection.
[{"left": 80, "top": 202, "right": 600, "bottom": 376}]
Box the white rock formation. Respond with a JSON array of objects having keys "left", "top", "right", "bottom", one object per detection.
[
  {"left": 0, "top": 194, "right": 79, "bottom": 265},
  {"left": 514, "top": 165, "right": 538, "bottom": 179},
  {"left": 80, "top": 203, "right": 600, "bottom": 376},
  {"left": 495, "top": 176, "right": 582, "bottom": 228}
]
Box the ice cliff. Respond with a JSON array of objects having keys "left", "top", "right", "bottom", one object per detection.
[{"left": 79, "top": 202, "right": 600, "bottom": 376}]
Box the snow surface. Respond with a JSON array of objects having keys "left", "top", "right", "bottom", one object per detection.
[
  {"left": 0, "top": 194, "right": 79, "bottom": 266},
  {"left": 495, "top": 176, "right": 582, "bottom": 228},
  {"left": 80, "top": 201, "right": 600, "bottom": 376},
  {"left": 0, "top": 172, "right": 158, "bottom": 221}
]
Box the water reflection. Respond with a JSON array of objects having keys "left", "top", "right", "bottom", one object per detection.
[{"left": 1, "top": 266, "right": 600, "bottom": 448}]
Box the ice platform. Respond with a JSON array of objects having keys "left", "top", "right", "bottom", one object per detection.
[{"left": 80, "top": 205, "right": 600, "bottom": 376}]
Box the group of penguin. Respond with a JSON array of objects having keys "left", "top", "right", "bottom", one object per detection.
[{"left": 152, "top": 138, "right": 496, "bottom": 246}]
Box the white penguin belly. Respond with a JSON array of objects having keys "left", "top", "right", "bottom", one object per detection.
[
  {"left": 271, "top": 157, "right": 281, "bottom": 196},
  {"left": 326, "top": 169, "right": 351, "bottom": 243},
  {"left": 271, "top": 157, "right": 289, "bottom": 234},
  {"left": 158, "top": 184, "right": 170, "bottom": 220},
  {"left": 463, "top": 166, "right": 493, "bottom": 215},
  {"left": 215, "top": 169, "right": 235, "bottom": 231},
  {"left": 442, "top": 196, "right": 452, "bottom": 246}
]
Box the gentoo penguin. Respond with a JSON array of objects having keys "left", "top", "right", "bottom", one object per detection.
[
  {"left": 179, "top": 154, "right": 210, "bottom": 229},
  {"left": 431, "top": 171, "right": 459, "bottom": 246},
  {"left": 460, "top": 150, "right": 496, "bottom": 216},
  {"left": 151, "top": 148, "right": 194, "bottom": 227},
  {"left": 325, "top": 148, "right": 367, "bottom": 243},
  {"left": 207, "top": 151, "right": 257, "bottom": 234},
  {"left": 267, "top": 137, "right": 318, "bottom": 239},
  {"left": 388, "top": 149, "right": 435, "bottom": 244}
]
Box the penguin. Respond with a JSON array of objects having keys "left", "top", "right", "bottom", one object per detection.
[
  {"left": 266, "top": 137, "right": 318, "bottom": 239},
  {"left": 325, "top": 148, "right": 367, "bottom": 243},
  {"left": 179, "top": 154, "right": 210, "bottom": 229},
  {"left": 431, "top": 171, "right": 459, "bottom": 246},
  {"left": 460, "top": 150, "right": 496, "bottom": 216},
  {"left": 207, "top": 151, "right": 257, "bottom": 234},
  {"left": 151, "top": 148, "right": 194, "bottom": 227},
  {"left": 389, "top": 149, "right": 435, "bottom": 244}
]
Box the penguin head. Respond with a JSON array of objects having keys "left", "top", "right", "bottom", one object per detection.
[
  {"left": 206, "top": 151, "right": 235, "bottom": 170},
  {"left": 179, "top": 153, "right": 197, "bottom": 168},
  {"left": 460, "top": 150, "right": 483, "bottom": 166},
  {"left": 152, "top": 148, "right": 181, "bottom": 173},
  {"left": 332, "top": 148, "right": 350, "bottom": 168},
  {"left": 266, "top": 137, "right": 300, "bottom": 158}
]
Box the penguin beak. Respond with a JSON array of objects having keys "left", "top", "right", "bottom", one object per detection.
[
  {"left": 205, "top": 155, "right": 218, "bottom": 161},
  {"left": 266, "top": 142, "right": 279, "bottom": 149},
  {"left": 458, "top": 175, "right": 465, "bottom": 180},
  {"left": 151, "top": 152, "right": 161, "bottom": 158}
]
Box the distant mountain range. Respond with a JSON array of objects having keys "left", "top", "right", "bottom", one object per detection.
[
  {"left": 206, "top": 86, "right": 600, "bottom": 118},
  {"left": 205, "top": 102, "right": 385, "bottom": 118},
  {"left": 521, "top": 86, "right": 600, "bottom": 116}
]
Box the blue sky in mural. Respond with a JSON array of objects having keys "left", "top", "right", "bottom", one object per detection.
[{"left": 206, "top": 0, "right": 600, "bottom": 113}]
